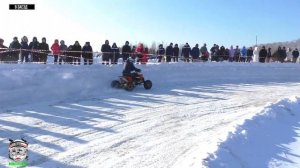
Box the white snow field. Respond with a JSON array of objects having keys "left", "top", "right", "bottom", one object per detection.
[{"left": 0, "top": 62, "right": 300, "bottom": 168}]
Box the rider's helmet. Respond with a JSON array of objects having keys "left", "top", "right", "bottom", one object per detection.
[{"left": 127, "top": 57, "right": 134, "bottom": 63}]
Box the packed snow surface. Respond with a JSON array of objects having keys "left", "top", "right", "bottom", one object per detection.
[{"left": 0, "top": 62, "right": 300, "bottom": 168}]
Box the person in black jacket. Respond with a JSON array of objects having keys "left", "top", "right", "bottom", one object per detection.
[
  {"left": 0, "top": 38, "right": 8, "bottom": 62},
  {"left": 259, "top": 46, "right": 267, "bottom": 63},
  {"left": 72, "top": 41, "right": 82, "bottom": 65},
  {"left": 65, "top": 45, "right": 73, "bottom": 64},
  {"left": 219, "top": 46, "right": 226, "bottom": 61},
  {"left": 122, "top": 57, "right": 141, "bottom": 82},
  {"left": 173, "top": 44, "right": 179, "bottom": 62},
  {"left": 39, "top": 37, "right": 50, "bottom": 64},
  {"left": 165, "top": 43, "right": 173, "bottom": 62},
  {"left": 156, "top": 44, "right": 165, "bottom": 62},
  {"left": 29, "top": 37, "right": 39, "bottom": 62},
  {"left": 101, "top": 40, "right": 111, "bottom": 65},
  {"left": 292, "top": 48, "right": 299, "bottom": 63},
  {"left": 266, "top": 47, "right": 272, "bottom": 63},
  {"left": 111, "top": 43, "right": 120, "bottom": 64},
  {"left": 157, "top": 44, "right": 165, "bottom": 62},
  {"left": 9, "top": 37, "right": 22, "bottom": 63},
  {"left": 282, "top": 47, "right": 287, "bottom": 62},
  {"left": 20, "top": 36, "right": 30, "bottom": 63},
  {"left": 122, "top": 41, "right": 131, "bottom": 62},
  {"left": 82, "top": 42, "right": 93, "bottom": 65},
  {"left": 191, "top": 44, "right": 200, "bottom": 62},
  {"left": 181, "top": 43, "right": 191, "bottom": 62},
  {"left": 246, "top": 47, "right": 253, "bottom": 62},
  {"left": 210, "top": 44, "right": 218, "bottom": 62}
]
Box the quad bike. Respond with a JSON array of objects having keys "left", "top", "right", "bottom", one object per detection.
[{"left": 111, "top": 71, "right": 152, "bottom": 91}]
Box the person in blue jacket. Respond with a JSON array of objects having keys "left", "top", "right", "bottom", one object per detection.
[
  {"left": 191, "top": 44, "right": 200, "bottom": 61},
  {"left": 240, "top": 46, "right": 247, "bottom": 62}
]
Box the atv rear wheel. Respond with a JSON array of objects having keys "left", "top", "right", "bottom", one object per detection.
[
  {"left": 144, "top": 80, "right": 152, "bottom": 90},
  {"left": 111, "top": 80, "right": 121, "bottom": 88}
]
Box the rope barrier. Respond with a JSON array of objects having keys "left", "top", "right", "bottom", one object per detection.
[{"left": 0, "top": 47, "right": 271, "bottom": 64}]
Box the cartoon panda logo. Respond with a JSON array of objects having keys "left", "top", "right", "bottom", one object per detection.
[{"left": 8, "top": 138, "right": 28, "bottom": 162}]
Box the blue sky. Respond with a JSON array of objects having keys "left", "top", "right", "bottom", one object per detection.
[{"left": 1, "top": 0, "right": 300, "bottom": 49}]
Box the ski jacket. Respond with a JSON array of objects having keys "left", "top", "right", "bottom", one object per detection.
[
  {"left": 122, "top": 45, "right": 131, "bottom": 55},
  {"left": 38, "top": 42, "right": 50, "bottom": 57},
  {"left": 166, "top": 45, "right": 173, "bottom": 56},
  {"left": 21, "top": 42, "right": 30, "bottom": 57},
  {"left": 181, "top": 45, "right": 191, "bottom": 57},
  {"left": 51, "top": 43, "right": 60, "bottom": 55},
  {"left": 259, "top": 49, "right": 268, "bottom": 58},
  {"left": 229, "top": 48, "right": 235, "bottom": 58},
  {"left": 191, "top": 47, "right": 200, "bottom": 58},
  {"left": 72, "top": 44, "right": 82, "bottom": 57},
  {"left": 241, "top": 47, "right": 247, "bottom": 57},
  {"left": 82, "top": 45, "right": 93, "bottom": 58},
  {"left": 123, "top": 60, "right": 140, "bottom": 75},
  {"left": 173, "top": 46, "right": 179, "bottom": 56},
  {"left": 292, "top": 50, "right": 299, "bottom": 58}
]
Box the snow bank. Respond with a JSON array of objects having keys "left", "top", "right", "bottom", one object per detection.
[
  {"left": 1, "top": 62, "right": 300, "bottom": 109},
  {"left": 205, "top": 97, "right": 300, "bottom": 168}
]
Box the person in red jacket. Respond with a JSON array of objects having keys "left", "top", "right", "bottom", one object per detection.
[
  {"left": 51, "top": 39, "right": 60, "bottom": 64},
  {"left": 135, "top": 43, "right": 144, "bottom": 63},
  {"left": 141, "top": 47, "right": 149, "bottom": 64}
]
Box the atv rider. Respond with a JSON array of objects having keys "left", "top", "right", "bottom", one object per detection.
[{"left": 122, "top": 57, "right": 141, "bottom": 83}]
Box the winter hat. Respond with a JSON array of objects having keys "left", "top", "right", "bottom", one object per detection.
[
  {"left": 22, "top": 36, "right": 28, "bottom": 43},
  {"left": 60, "top": 40, "right": 65, "bottom": 44},
  {"left": 0, "top": 38, "right": 4, "bottom": 43},
  {"left": 55, "top": 39, "right": 59, "bottom": 43}
]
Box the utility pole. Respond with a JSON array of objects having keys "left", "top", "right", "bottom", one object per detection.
[{"left": 256, "top": 35, "right": 258, "bottom": 46}]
